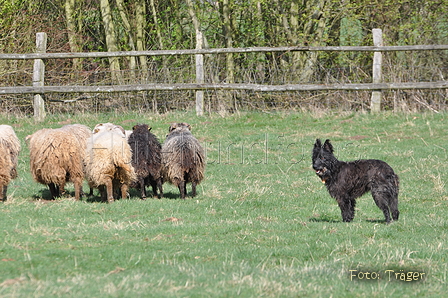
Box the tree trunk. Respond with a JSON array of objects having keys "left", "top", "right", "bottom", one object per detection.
[
  {"left": 149, "top": 0, "right": 168, "bottom": 77},
  {"left": 135, "top": 0, "right": 148, "bottom": 81},
  {"left": 64, "top": 0, "right": 82, "bottom": 75},
  {"left": 220, "top": 0, "right": 235, "bottom": 112},
  {"left": 297, "top": 0, "right": 328, "bottom": 83},
  {"left": 116, "top": 0, "right": 136, "bottom": 81},
  {"left": 222, "top": 0, "right": 234, "bottom": 84},
  {"left": 100, "top": 0, "right": 122, "bottom": 84}
]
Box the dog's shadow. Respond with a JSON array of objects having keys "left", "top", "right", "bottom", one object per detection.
[
  {"left": 309, "top": 216, "right": 340, "bottom": 223},
  {"left": 365, "top": 219, "right": 388, "bottom": 224},
  {"left": 309, "top": 216, "right": 389, "bottom": 224}
]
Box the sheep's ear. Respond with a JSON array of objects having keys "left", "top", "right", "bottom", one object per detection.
[
  {"left": 132, "top": 125, "right": 137, "bottom": 131},
  {"left": 117, "top": 126, "right": 126, "bottom": 135},
  {"left": 185, "top": 123, "right": 192, "bottom": 131},
  {"left": 148, "top": 127, "right": 152, "bottom": 131},
  {"left": 169, "top": 123, "right": 177, "bottom": 132}
]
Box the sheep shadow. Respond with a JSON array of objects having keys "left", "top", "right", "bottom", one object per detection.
[
  {"left": 32, "top": 187, "right": 192, "bottom": 202},
  {"left": 160, "top": 191, "right": 189, "bottom": 200},
  {"left": 32, "top": 188, "right": 78, "bottom": 201},
  {"left": 32, "top": 188, "right": 53, "bottom": 201}
]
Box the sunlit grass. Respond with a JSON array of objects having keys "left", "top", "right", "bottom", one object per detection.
[{"left": 0, "top": 111, "right": 447, "bottom": 297}]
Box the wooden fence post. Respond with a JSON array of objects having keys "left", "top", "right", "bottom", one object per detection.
[
  {"left": 33, "top": 32, "right": 47, "bottom": 122},
  {"left": 370, "top": 28, "right": 383, "bottom": 113},
  {"left": 195, "top": 30, "right": 204, "bottom": 116}
]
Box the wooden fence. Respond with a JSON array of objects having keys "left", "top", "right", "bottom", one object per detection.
[{"left": 0, "top": 30, "right": 447, "bottom": 121}]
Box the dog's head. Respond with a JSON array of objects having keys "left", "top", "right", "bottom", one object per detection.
[{"left": 312, "top": 139, "right": 337, "bottom": 183}]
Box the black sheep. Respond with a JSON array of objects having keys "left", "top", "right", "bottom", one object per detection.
[{"left": 128, "top": 124, "right": 163, "bottom": 199}]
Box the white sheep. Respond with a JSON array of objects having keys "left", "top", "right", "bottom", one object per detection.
[
  {"left": 85, "top": 123, "right": 136, "bottom": 202},
  {"left": 0, "top": 125, "right": 21, "bottom": 201}
]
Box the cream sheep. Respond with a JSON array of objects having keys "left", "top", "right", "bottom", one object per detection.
[
  {"left": 161, "top": 122, "right": 205, "bottom": 199},
  {"left": 85, "top": 123, "right": 136, "bottom": 203},
  {"left": 92, "top": 122, "right": 126, "bottom": 135},
  {"left": 0, "top": 125, "right": 21, "bottom": 201},
  {"left": 27, "top": 124, "right": 90, "bottom": 200}
]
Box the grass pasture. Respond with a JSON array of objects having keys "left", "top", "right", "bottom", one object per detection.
[{"left": 0, "top": 111, "right": 447, "bottom": 297}]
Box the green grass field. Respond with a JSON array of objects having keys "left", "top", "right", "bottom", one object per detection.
[{"left": 0, "top": 111, "right": 447, "bottom": 297}]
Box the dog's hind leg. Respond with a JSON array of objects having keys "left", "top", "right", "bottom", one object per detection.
[{"left": 371, "top": 190, "right": 392, "bottom": 223}]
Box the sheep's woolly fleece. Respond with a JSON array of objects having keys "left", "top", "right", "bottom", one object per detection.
[
  {"left": 27, "top": 125, "right": 89, "bottom": 198},
  {"left": 0, "top": 125, "right": 21, "bottom": 197},
  {"left": 128, "top": 124, "right": 163, "bottom": 198},
  {"left": 85, "top": 125, "right": 136, "bottom": 188},
  {"left": 161, "top": 123, "right": 205, "bottom": 187}
]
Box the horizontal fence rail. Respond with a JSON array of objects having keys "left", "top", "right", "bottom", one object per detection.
[
  {"left": 0, "top": 45, "right": 447, "bottom": 60},
  {"left": 1, "top": 82, "right": 447, "bottom": 95}
]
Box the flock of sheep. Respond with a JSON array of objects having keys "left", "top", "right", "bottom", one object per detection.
[{"left": 0, "top": 122, "right": 205, "bottom": 202}]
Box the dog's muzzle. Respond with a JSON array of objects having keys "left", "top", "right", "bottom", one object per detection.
[
  {"left": 315, "top": 167, "right": 327, "bottom": 183},
  {"left": 315, "top": 167, "right": 327, "bottom": 176}
]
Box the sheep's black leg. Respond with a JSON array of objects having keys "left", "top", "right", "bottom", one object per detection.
[
  {"left": 48, "top": 183, "right": 58, "bottom": 200},
  {"left": 178, "top": 180, "right": 186, "bottom": 199},
  {"left": 140, "top": 177, "right": 146, "bottom": 199},
  {"left": 98, "top": 185, "right": 107, "bottom": 202},
  {"left": 157, "top": 178, "right": 163, "bottom": 199},
  {"left": 149, "top": 179, "right": 158, "bottom": 198},
  {"left": 88, "top": 182, "right": 94, "bottom": 196},
  {"left": 191, "top": 181, "right": 197, "bottom": 197}
]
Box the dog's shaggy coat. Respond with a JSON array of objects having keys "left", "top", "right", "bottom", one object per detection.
[{"left": 312, "top": 139, "right": 399, "bottom": 223}]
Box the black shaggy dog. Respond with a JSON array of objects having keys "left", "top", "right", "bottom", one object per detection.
[
  {"left": 312, "top": 139, "right": 399, "bottom": 223},
  {"left": 128, "top": 124, "right": 163, "bottom": 199}
]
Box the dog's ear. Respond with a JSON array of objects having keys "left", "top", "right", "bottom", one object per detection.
[
  {"left": 323, "top": 139, "right": 334, "bottom": 153},
  {"left": 314, "top": 139, "right": 322, "bottom": 148}
]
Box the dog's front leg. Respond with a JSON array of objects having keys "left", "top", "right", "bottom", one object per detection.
[{"left": 337, "top": 197, "right": 356, "bottom": 222}]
